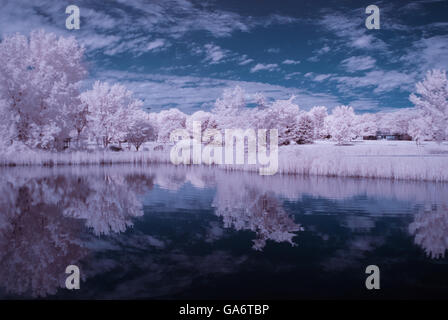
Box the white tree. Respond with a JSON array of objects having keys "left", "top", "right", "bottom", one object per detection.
[
  {"left": 81, "top": 81, "right": 143, "bottom": 148},
  {"left": 126, "top": 113, "right": 156, "bottom": 151},
  {"left": 354, "top": 113, "right": 377, "bottom": 138},
  {"left": 71, "top": 104, "right": 89, "bottom": 149},
  {"left": 410, "top": 69, "right": 448, "bottom": 142},
  {"left": 376, "top": 108, "right": 419, "bottom": 138},
  {"left": 408, "top": 115, "right": 433, "bottom": 145},
  {"left": 253, "top": 92, "right": 268, "bottom": 109},
  {"left": 258, "top": 96, "right": 301, "bottom": 145},
  {"left": 0, "top": 30, "right": 86, "bottom": 150},
  {"left": 213, "top": 86, "right": 246, "bottom": 116},
  {"left": 376, "top": 111, "right": 395, "bottom": 135},
  {"left": 154, "top": 108, "right": 187, "bottom": 143},
  {"left": 213, "top": 86, "right": 249, "bottom": 129},
  {"left": 327, "top": 106, "right": 357, "bottom": 144},
  {"left": 308, "top": 106, "right": 328, "bottom": 139},
  {"left": 292, "top": 113, "right": 314, "bottom": 144},
  {"left": 186, "top": 110, "right": 218, "bottom": 140}
]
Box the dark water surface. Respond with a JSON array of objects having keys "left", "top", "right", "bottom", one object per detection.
[{"left": 0, "top": 165, "right": 447, "bottom": 299}]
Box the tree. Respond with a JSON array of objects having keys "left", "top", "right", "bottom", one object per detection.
[
  {"left": 293, "top": 113, "right": 314, "bottom": 144},
  {"left": 408, "top": 115, "right": 433, "bottom": 145},
  {"left": 253, "top": 92, "right": 268, "bottom": 109},
  {"left": 126, "top": 115, "right": 156, "bottom": 151},
  {"left": 259, "top": 96, "right": 301, "bottom": 145},
  {"left": 81, "top": 81, "right": 143, "bottom": 148},
  {"left": 213, "top": 86, "right": 249, "bottom": 129},
  {"left": 410, "top": 69, "right": 448, "bottom": 142},
  {"left": 308, "top": 106, "right": 328, "bottom": 139},
  {"left": 0, "top": 30, "right": 86, "bottom": 150},
  {"left": 354, "top": 113, "right": 377, "bottom": 138},
  {"left": 154, "top": 108, "right": 187, "bottom": 143},
  {"left": 213, "top": 86, "right": 246, "bottom": 116},
  {"left": 186, "top": 110, "right": 218, "bottom": 140},
  {"left": 71, "top": 104, "right": 89, "bottom": 149},
  {"left": 375, "top": 108, "right": 419, "bottom": 138},
  {"left": 327, "top": 105, "right": 357, "bottom": 144}
]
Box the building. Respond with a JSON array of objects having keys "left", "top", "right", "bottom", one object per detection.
[{"left": 363, "top": 131, "right": 412, "bottom": 141}]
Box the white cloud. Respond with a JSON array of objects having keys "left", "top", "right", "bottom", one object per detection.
[
  {"left": 147, "top": 39, "right": 167, "bottom": 51},
  {"left": 250, "top": 63, "right": 279, "bottom": 73},
  {"left": 203, "top": 44, "right": 228, "bottom": 64},
  {"left": 0, "top": 0, "right": 300, "bottom": 57},
  {"left": 115, "top": 0, "right": 256, "bottom": 38},
  {"left": 352, "top": 35, "right": 376, "bottom": 49},
  {"left": 282, "top": 59, "right": 301, "bottom": 65},
  {"left": 239, "top": 58, "right": 254, "bottom": 66},
  {"left": 103, "top": 37, "right": 169, "bottom": 56},
  {"left": 266, "top": 48, "right": 280, "bottom": 53},
  {"left": 319, "top": 12, "right": 387, "bottom": 52},
  {"left": 401, "top": 35, "right": 448, "bottom": 72},
  {"left": 308, "top": 45, "right": 331, "bottom": 62},
  {"left": 348, "top": 98, "right": 381, "bottom": 112},
  {"left": 305, "top": 72, "right": 332, "bottom": 82},
  {"left": 92, "top": 70, "right": 342, "bottom": 113},
  {"left": 333, "top": 70, "right": 416, "bottom": 94},
  {"left": 316, "top": 45, "right": 331, "bottom": 55},
  {"left": 341, "top": 56, "right": 376, "bottom": 73},
  {"left": 313, "top": 74, "right": 332, "bottom": 82},
  {"left": 285, "top": 72, "right": 301, "bottom": 80},
  {"left": 308, "top": 56, "right": 319, "bottom": 62}
]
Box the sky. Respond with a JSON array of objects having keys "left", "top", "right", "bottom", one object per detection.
[{"left": 0, "top": 0, "right": 447, "bottom": 113}]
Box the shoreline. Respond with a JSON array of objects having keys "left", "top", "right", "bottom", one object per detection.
[{"left": 1, "top": 140, "right": 447, "bottom": 182}]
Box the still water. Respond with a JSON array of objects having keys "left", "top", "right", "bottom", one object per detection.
[{"left": 0, "top": 164, "right": 447, "bottom": 299}]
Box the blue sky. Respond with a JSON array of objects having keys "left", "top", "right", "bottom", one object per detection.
[{"left": 1, "top": 0, "right": 447, "bottom": 113}]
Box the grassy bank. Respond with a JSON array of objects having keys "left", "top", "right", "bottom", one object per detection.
[{"left": 1, "top": 140, "right": 447, "bottom": 182}]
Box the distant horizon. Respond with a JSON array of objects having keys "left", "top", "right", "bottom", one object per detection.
[{"left": 1, "top": 0, "right": 447, "bottom": 113}]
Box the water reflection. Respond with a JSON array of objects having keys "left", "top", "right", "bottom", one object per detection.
[
  {"left": 0, "top": 165, "right": 447, "bottom": 298},
  {"left": 0, "top": 169, "right": 154, "bottom": 297},
  {"left": 409, "top": 204, "right": 448, "bottom": 259},
  {"left": 63, "top": 173, "right": 154, "bottom": 235},
  {"left": 0, "top": 182, "right": 87, "bottom": 297},
  {"left": 213, "top": 186, "right": 302, "bottom": 250}
]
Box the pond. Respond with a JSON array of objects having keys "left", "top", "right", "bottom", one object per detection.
[{"left": 0, "top": 164, "right": 447, "bottom": 299}]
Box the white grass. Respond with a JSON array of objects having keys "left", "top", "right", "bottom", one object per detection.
[
  {"left": 213, "top": 140, "right": 448, "bottom": 182},
  {"left": 0, "top": 144, "right": 170, "bottom": 166},
  {"left": 1, "top": 140, "right": 447, "bottom": 182},
  {"left": 279, "top": 140, "right": 448, "bottom": 182}
]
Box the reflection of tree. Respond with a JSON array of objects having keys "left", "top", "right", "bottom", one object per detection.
[
  {"left": 64, "top": 174, "right": 153, "bottom": 235},
  {"left": 125, "top": 174, "right": 155, "bottom": 194},
  {"left": 0, "top": 185, "right": 86, "bottom": 297},
  {"left": 0, "top": 170, "right": 154, "bottom": 297},
  {"left": 213, "top": 187, "right": 303, "bottom": 251},
  {"left": 409, "top": 204, "right": 448, "bottom": 259},
  {"left": 154, "top": 170, "right": 187, "bottom": 191}
]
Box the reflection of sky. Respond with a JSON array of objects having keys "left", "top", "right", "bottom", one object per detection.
[
  {"left": 142, "top": 184, "right": 215, "bottom": 211},
  {"left": 0, "top": 165, "right": 447, "bottom": 298}
]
